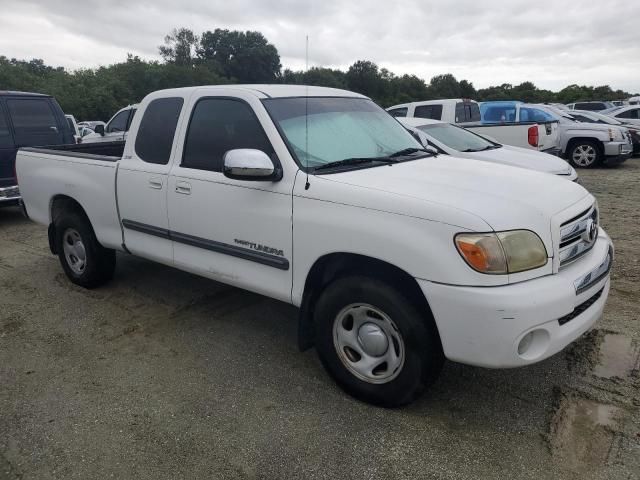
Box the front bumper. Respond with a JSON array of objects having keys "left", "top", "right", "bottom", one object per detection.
[
  {"left": 419, "top": 228, "right": 613, "bottom": 368},
  {"left": 603, "top": 141, "right": 633, "bottom": 164},
  {"left": 0, "top": 185, "right": 21, "bottom": 206}
]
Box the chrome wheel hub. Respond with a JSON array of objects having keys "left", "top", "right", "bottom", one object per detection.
[
  {"left": 62, "top": 228, "right": 87, "bottom": 275},
  {"left": 572, "top": 145, "right": 597, "bottom": 167},
  {"left": 357, "top": 322, "right": 389, "bottom": 357},
  {"left": 333, "top": 304, "right": 405, "bottom": 384}
]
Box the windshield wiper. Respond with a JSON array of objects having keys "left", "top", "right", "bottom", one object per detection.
[
  {"left": 388, "top": 147, "right": 429, "bottom": 157},
  {"left": 312, "top": 157, "right": 398, "bottom": 172},
  {"left": 462, "top": 145, "right": 501, "bottom": 152},
  {"left": 312, "top": 148, "right": 434, "bottom": 173}
]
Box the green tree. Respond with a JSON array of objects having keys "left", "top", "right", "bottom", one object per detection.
[
  {"left": 345, "top": 60, "right": 385, "bottom": 100},
  {"left": 197, "top": 29, "right": 281, "bottom": 82},
  {"left": 159, "top": 28, "right": 199, "bottom": 66},
  {"left": 429, "top": 74, "right": 461, "bottom": 98}
]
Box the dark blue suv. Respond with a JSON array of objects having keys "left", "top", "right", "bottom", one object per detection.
[{"left": 0, "top": 91, "right": 74, "bottom": 206}]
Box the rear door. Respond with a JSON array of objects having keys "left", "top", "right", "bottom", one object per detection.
[
  {"left": 118, "top": 97, "right": 185, "bottom": 264},
  {"left": 6, "top": 96, "right": 65, "bottom": 147},
  {"left": 0, "top": 101, "right": 16, "bottom": 188}
]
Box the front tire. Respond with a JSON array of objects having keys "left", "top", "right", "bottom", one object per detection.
[
  {"left": 568, "top": 140, "right": 602, "bottom": 168},
  {"left": 54, "top": 211, "right": 115, "bottom": 288},
  {"left": 314, "top": 276, "right": 443, "bottom": 407}
]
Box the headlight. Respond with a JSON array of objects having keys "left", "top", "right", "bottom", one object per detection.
[
  {"left": 455, "top": 230, "right": 548, "bottom": 274},
  {"left": 608, "top": 128, "right": 623, "bottom": 141}
]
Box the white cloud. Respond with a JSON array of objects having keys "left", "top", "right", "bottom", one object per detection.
[{"left": 0, "top": 0, "right": 638, "bottom": 92}]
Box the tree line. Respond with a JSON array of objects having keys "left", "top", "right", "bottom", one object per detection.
[{"left": 0, "top": 27, "right": 636, "bottom": 121}]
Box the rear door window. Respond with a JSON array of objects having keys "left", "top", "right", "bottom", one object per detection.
[
  {"left": 617, "top": 108, "right": 639, "bottom": 119},
  {"left": 414, "top": 105, "right": 443, "bottom": 120},
  {"left": 455, "top": 102, "right": 480, "bottom": 122},
  {"left": 135, "top": 98, "right": 184, "bottom": 165},
  {"left": 6, "top": 98, "right": 62, "bottom": 145}
]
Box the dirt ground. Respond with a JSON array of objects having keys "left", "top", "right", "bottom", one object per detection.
[{"left": 1, "top": 160, "right": 639, "bottom": 480}]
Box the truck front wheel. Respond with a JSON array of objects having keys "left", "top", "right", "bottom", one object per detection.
[
  {"left": 568, "top": 140, "right": 602, "bottom": 168},
  {"left": 54, "top": 211, "right": 115, "bottom": 288},
  {"left": 314, "top": 276, "right": 443, "bottom": 407}
]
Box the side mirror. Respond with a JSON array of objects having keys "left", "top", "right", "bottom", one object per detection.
[
  {"left": 223, "top": 149, "right": 281, "bottom": 181},
  {"left": 94, "top": 124, "right": 105, "bottom": 136}
]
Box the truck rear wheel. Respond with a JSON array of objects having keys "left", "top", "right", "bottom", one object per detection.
[
  {"left": 568, "top": 140, "right": 602, "bottom": 168},
  {"left": 314, "top": 276, "right": 443, "bottom": 407},
  {"left": 54, "top": 211, "right": 115, "bottom": 288}
]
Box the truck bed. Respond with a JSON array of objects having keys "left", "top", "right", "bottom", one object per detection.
[
  {"left": 16, "top": 141, "right": 125, "bottom": 251},
  {"left": 22, "top": 140, "right": 125, "bottom": 161},
  {"left": 464, "top": 121, "right": 559, "bottom": 153}
]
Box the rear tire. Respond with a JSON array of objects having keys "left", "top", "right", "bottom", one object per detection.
[
  {"left": 314, "top": 276, "right": 443, "bottom": 407},
  {"left": 568, "top": 140, "right": 602, "bottom": 168},
  {"left": 54, "top": 211, "right": 115, "bottom": 288}
]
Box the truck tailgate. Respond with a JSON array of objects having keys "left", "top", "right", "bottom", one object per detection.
[
  {"left": 537, "top": 121, "right": 560, "bottom": 153},
  {"left": 16, "top": 149, "right": 123, "bottom": 250}
]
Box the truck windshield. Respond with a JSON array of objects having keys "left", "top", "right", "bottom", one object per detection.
[
  {"left": 418, "top": 123, "right": 497, "bottom": 152},
  {"left": 263, "top": 97, "right": 422, "bottom": 170}
]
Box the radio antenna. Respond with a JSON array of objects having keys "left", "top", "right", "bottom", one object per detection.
[{"left": 304, "top": 34, "right": 310, "bottom": 190}]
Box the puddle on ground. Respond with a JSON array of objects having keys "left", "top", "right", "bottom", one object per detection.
[
  {"left": 549, "top": 396, "right": 622, "bottom": 472},
  {"left": 594, "top": 334, "right": 640, "bottom": 379}
]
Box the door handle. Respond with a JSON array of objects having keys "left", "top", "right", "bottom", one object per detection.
[
  {"left": 148, "top": 177, "right": 163, "bottom": 189},
  {"left": 175, "top": 181, "right": 192, "bottom": 195}
]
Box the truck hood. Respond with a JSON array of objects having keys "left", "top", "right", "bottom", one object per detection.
[
  {"left": 470, "top": 145, "right": 572, "bottom": 175},
  {"left": 319, "top": 155, "right": 590, "bottom": 233}
]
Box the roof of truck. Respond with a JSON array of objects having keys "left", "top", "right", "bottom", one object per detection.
[
  {"left": 150, "top": 84, "right": 368, "bottom": 99},
  {"left": 0, "top": 91, "right": 50, "bottom": 97}
]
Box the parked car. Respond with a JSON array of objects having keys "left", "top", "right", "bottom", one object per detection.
[
  {"left": 82, "top": 105, "right": 137, "bottom": 143},
  {"left": 77, "top": 120, "right": 105, "bottom": 130},
  {"left": 65, "top": 114, "right": 81, "bottom": 143},
  {"left": 566, "top": 101, "right": 615, "bottom": 111},
  {"left": 611, "top": 100, "right": 628, "bottom": 107},
  {"left": 477, "top": 101, "right": 561, "bottom": 154},
  {"left": 627, "top": 96, "right": 640, "bottom": 106},
  {"left": 396, "top": 117, "right": 577, "bottom": 181},
  {"left": 17, "top": 85, "right": 613, "bottom": 407},
  {"left": 569, "top": 110, "right": 640, "bottom": 156},
  {"left": 77, "top": 126, "right": 95, "bottom": 138},
  {"left": 388, "top": 99, "right": 560, "bottom": 153},
  {"left": 531, "top": 105, "right": 632, "bottom": 168},
  {"left": 601, "top": 105, "right": 640, "bottom": 126},
  {"left": 387, "top": 98, "right": 481, "bottom": 123},
  {"left": 0, "top": 91, "right": 75, "bottom": 207}
]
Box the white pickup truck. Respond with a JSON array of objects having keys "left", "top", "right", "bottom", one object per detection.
[
  {"left": 17, "top": 85, "right": 613, "bottom": 407},
  {"left": 387, "top": 99, "right": 560, "bottom": 154}
]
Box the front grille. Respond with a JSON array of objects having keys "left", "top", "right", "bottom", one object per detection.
[
  {"left": 558, "top": 287, "right": 604, "bottom": 326},
  {"left": 559, "top": 205, "right": 598, "bottom": 267}
]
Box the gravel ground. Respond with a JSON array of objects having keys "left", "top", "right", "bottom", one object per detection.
[{"left": 1, "top": 159, "right": 639, "bottom": 480}]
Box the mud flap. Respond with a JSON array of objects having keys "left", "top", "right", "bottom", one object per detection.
[
  {"left": 297, "top": 294, "right": 315, "bottom": 352},
  {"left": 47, "top": 223, "right": 57, "bottom": 255}
]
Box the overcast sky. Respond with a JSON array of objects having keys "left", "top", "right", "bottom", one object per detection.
[{"left": 1, "top": 0, "right": 639, "bottom": 93}]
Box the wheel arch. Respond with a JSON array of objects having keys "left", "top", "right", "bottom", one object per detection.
[
  {"left": 566, "top": 136, "right": 604, "bottom": 153},
  {"left": 297, "top": 252, "right": 438, "bottom": 351},
  {"left": 48, "top": 194, "right": 92, "bottom": 255}
]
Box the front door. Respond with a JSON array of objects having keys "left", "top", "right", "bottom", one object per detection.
[{"left": 167, "top": 91, "right": 294, "bottom": 302}]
